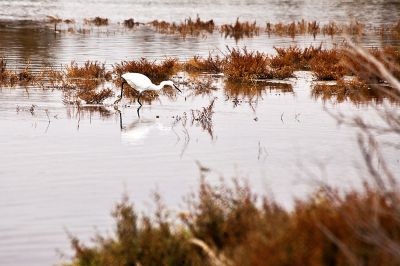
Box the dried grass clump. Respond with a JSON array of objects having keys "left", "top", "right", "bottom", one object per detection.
[
  {"left": 150, "top": 16, "right": 215, "bottom": 37},
  {"left": 62, "top": 78, "right": 114, "bottom": 104},
  {"left": 0, "top": 58, "right": 35, "bottom": 87},
  {"left": 263, "top": 20, "right": 369, "bottom": 38},
  {"left": 180, "top": 16, "right": 215, "bottom": 35},
  {"left": 266, "top": 20, "right": 308, "bottom": 37},
  {"left": 307, "top": 20, "right": 320, "bottom": 36},
  {"left": 63, "top": 61, "right": 113, "bottom": 104},
  {"left": 47, "top": 15, "right": 62, "bottom": 31},
  {"left": 0, "top": 58, "right": 18, "bottom": 86},
  {"left": 220, "top": 18, "right": 260, "bottom": 40},
  {"left": 84, "top": 17, "right": 109, "bottom": 26},
  {"left": 223, "top": 48, "right": 270, "bottom": 81},
  {"left": 322, "top": 22, "right": 341, "bottom": 36},
  {"left": 62, "top": 80, "right": 114, "bottom": 104},
  {"left": 66, "top": 177, "right": 400, "bottom": 266},
  {"left": 36, "top": 64, "right": 64, "bottom": 88},
  {"left": 68, "top": 193, "right": 202, "bottom": 266},
  {"left": 65, "top": 61, "right": 111, "bottom": 80},
  {"left": 113, "top": 58, "right": 178, "bottom": 84},
  {"left": 18, "top": 63, "right": 35, "bottom": 83},
  {"left": 389, "top": 20, "right": 400, "bottom": 38},
  {"left": 266, "top": 20, "right": 320, "bottom": 37},
  {"left": 183, "top": 54, "right": 223, "bottom": 74},
  {"left": 270, "top": 46, "right": 320, "bottom": 78},
  {"left": 123, "top": 18, "right": 139, "bottom": 28},
  {"left": 64, "top": 19, "right": 75, "bottom": 24},
  {"left": 377, "top": 22, "right": 400, "bottom": 39},
  {"left": 343, "top": 46, "right": 400, "bottom": 84},
  {"left": 345, "top": 21, "right": 364, "bottom": 35},
  {"left": 273, "top": 46, "right": 321, "bottom": 69},
  {"left": 150, "top": 20, "right": 172, "bottom": 33},
  {"left": 309, "top": 49, "right": 346, "bottom": 80}
]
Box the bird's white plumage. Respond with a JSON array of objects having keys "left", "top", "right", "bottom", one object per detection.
[
  {"left": 115, "top": 72, "right": 180, "bottom": 106},
  {"left": 121, "top": 73, "right": 154, "bottom": 92}
]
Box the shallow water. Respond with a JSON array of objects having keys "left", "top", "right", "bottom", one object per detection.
[{"left": 1, "top": 1, "right": 400, "bottom": 265}]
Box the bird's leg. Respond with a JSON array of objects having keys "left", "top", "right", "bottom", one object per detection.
[
  {"left": 137, "top": 92, "right": 143, "bottom": 107},
  {"left": 114, "top": 80, "right": 126, "bottom": 105},
  {"left": 118, "top": 109, "right": 123, "bottom": 130},
  {"left": 136, "top": 105, "right": 142, "bottom": 118},
  {"left": 114, "top": 96, "right": 121, "bottom": 105}
]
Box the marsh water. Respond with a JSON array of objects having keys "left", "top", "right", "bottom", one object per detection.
[{"left": 1, "top": 0, "right": 400, "bottom": 265}]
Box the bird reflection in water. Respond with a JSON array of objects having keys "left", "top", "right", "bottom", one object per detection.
[{"left": 116, "top": 108, "right": 170, "bottom": 145}]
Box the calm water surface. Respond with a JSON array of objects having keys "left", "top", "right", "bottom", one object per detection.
[{"left": 0, "top": 1, "right": 400, "bottom": 265}]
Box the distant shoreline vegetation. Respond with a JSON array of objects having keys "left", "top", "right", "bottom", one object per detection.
[{"left": 1, "top": 16, "right": 399, "bottom": 40}]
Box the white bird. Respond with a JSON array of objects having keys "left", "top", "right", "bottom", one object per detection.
[{"left": 114, "top": 73, "right": 181, "bottom": 106}]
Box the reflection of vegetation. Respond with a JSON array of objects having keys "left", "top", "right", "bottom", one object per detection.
[
  {"left": 313, "top": 79, "right": 400, "bottom": 104},
  {"left": 224, "top": 80, "right": 293, "bottom": 101},
  {"left": 184, "top": 77, "right": 218, "bottom": 97},
  {"left": 171, "top": 98, "right": 216, "bottom": 141},
  {"left": 66, "top": 105, "right": 113, "bottom": 121},
  {"left": 191, "top": 97, "right": 216, "bottom": 139}
]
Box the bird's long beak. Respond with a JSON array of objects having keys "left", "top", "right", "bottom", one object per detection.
[{"left": 173, "top": 84, "right": 182, "bottom": 93}]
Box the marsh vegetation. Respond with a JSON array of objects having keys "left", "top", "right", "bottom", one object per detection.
[
  {"left": 1, "top": 2, "right": 400, "bottom": 264},
  {"left": 63, "top": 42, "right": 400, "bottom": 266},
  {"left": 2, "top": 45, "right": 399, "bottom": 105}
]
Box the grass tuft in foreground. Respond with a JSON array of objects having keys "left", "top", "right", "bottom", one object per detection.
[{"left": 66, "top": 176, "right": 400, "bottom": 266}]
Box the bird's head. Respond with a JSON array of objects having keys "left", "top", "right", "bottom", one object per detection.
[{"left": 161, "top": 80, "right": 182, "bottom": 93}]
